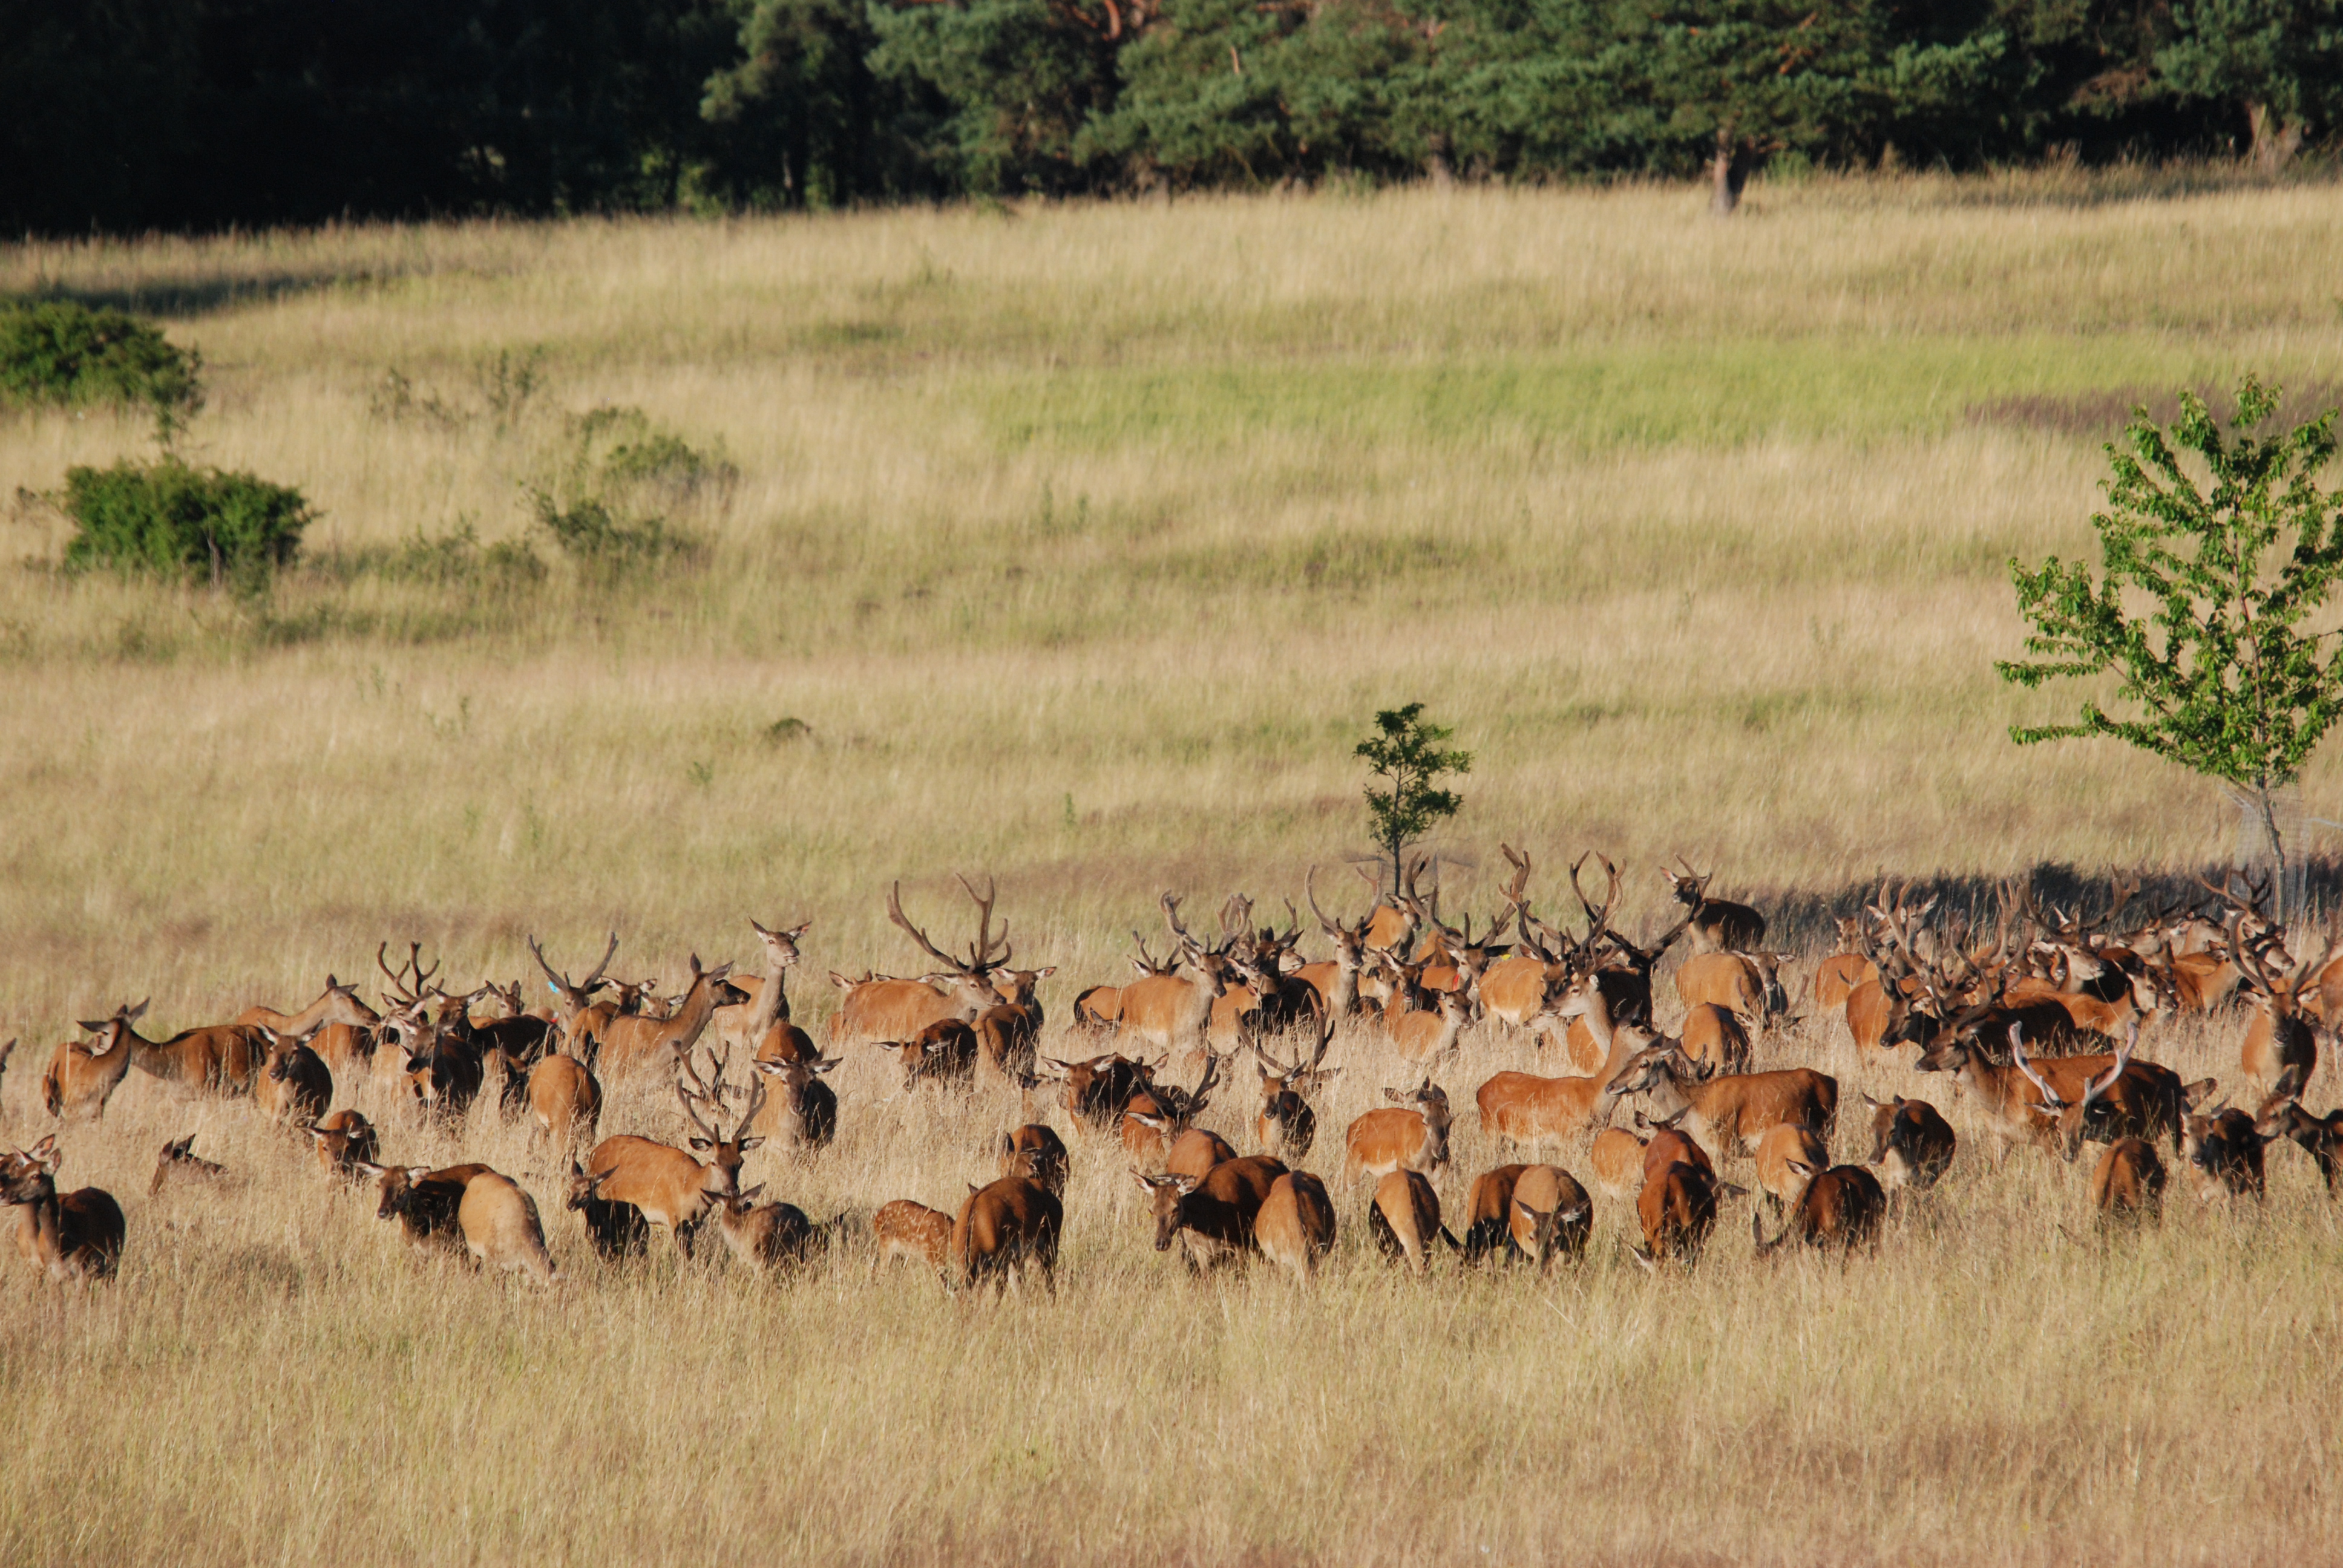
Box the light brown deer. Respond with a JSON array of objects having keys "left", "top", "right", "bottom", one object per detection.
[
  {"left": 457, "top": 1171, "right": 556, "bottom": 1282},
  {"left": 596, "top": 953, "right": 736, "bottom": 1074},
  {"left": 1293, "top": 867, "right": 1372, "bottom": 1020},
  {"left": 1629, "top": 1160, "right": 1735, "bottom": 1267},
  {"left": 582, "top": 1047, "right": 765, "bottom": 1258},
  {"left": 1752, "top": 1123, "right": 1829, "bottom": 1211},
  {"left": 749, "top": 1053, "right": 841, "bottom": 1153},
  {"left": 1674, "top": 951, "right": 1794, "bottom": 1031},
  {"left": 256, "top": 1030, "right": 332, "bottom": 1126},
  {"left": 1507, "top": 1165, "right": 1593, "bottom": 1270},
  {"left": 871, "top": 1199, "right": 955, "bottom": 1279},
  {"left": 148, "top": 1134, "right": 228, "bottom": 1198},
  {"left": 1252, "top": 1016, "right": 1337, "bottom": 1161},
  {"left": 715, "top": 918, "right": 813, "bottom": 1059},
  {"left": 527, "top": 932, "right": 621, "bottom": 1047},
  {"left": 1590, "top": 1126, "right": 1649, "bottom": 1201},
  {"left": 1253, "top": 1171, "right": 1337, "bottom": 1281},
  {"left": 40, "top": 1001, "right": 147, "bottom": 1121},
  {"left": 307, "top": 1111, "right": 379, "bottom": 1181},
  {"left": 713, "top": 1187, "right": 833, "bottom": 1275},
  {"left": 2, "top": 1137, "right": 124, "bottom": 1282},
  {"left": 1369, "top": 1169, "right": 1457, "bottom": 1275},
  {"left": 236, "top": 977, "right": 380, "bottom": 1040},
  {"left": 1342, "top": 1080, "right": 1453, "bottom": 1184},
  {"left": 526, "top": 1048, "right": 603, "bottom": 1147},
  {"left": 1117, "top": 896, "right": 1241, "bottom": 1068},
  {"left": 830, "top": 878, "right": 1012, "bottom": 1048},
  {"left": 1633, "top": 1055, "right": 1840, "bottom": 1164}
]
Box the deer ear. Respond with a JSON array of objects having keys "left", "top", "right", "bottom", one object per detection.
[
  {"left": 1035, "top": 965, "right": 1057, "bottom": 979},
  {"left": 688, "top": 1137, "right": 713, "bottom": 1152}
]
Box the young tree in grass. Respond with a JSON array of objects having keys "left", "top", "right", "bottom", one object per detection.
[
  {"left": 1355, "top": 704, "right": 1472, "bottom": 892},
  {"left": 1999, "top": 375, "right": 2343, "bottom": 899}
]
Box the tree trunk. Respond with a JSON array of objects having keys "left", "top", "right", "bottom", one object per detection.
[
  {"left": 1709, "top": 127, "right": 1745, "bottom": 217},
  {"left": 2246, "top": 102, "right": 2303, "bottom": 173}
]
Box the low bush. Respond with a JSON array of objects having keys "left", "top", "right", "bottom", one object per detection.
[
  {"left": 61, "top": 458, "right": 310, "bottom": 586},
  {"left": 0, "top": 300, "right": 203, "bottom": 428},
  {"left": 526, "top": 404, "right": 729, "bottom": 580}
]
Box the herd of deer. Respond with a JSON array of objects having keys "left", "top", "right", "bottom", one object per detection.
[{"left": 5, "top": 850, "right": 2336, "bottom": 1290}]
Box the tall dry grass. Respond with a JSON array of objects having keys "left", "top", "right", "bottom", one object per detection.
[{"left": 3, "top": 171, "right": 2343, "bottom": 1564}]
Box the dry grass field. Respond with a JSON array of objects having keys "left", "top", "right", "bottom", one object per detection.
[{"left": 4, "top": 169, "right": 2343, "bottom": 1565}]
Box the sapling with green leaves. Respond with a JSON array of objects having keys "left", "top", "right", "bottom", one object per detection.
[
  {"left": 1999, "top": 375, "right": 2343, "bottom": 894},
  {"left": 1355, "top": 704, "right": 1472, "bottom": 890}
]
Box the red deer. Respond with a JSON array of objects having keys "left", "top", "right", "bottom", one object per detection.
[
  {"left": 527, "top": 932, "right": 621, "bottom": 1048},
  {"left": 308, "top": 1111, "right": 379, "bottom": 1181},
  {"left": 256, "top": 1030, "right": 332, "bottom": 1126},
  {"left": 749, "top": 1053, "right": 841, "bottom": 1153},
  {"left": 1118, "top": 896, "right": 1242, "bottom": 1067},
  {"left": 1633, "top": 1055, "right": 1839, "bottom": 1165},
  {"left": 2092, "top": 1137, "right": 2168, "bottom": 1220},
  {"left": 597, "top": 953, "right": 736, "bottom": 1074},
  {"left": 1294, "top": 868, "right": 1372, "bottom": 1019},
  {"left": 713, "top": 1187, "right": 834, "bottom": 1274},
  {"left": 1859, "top": 1094, "right": 1955, "bottom": 1192},
  {"left": 713, "top": 918, "right": 813, "bottom": 1057},
  {"left": 2227, "top": 918, "right": 2324, "bottom": 1100},
  {"left": 830, "top": 878, "right": 1012, "bottom": 1049},
  {"left": 1253, "top": 1171, "right": 1337, "bottom": 1281},
  {"left": 1386, "top": 987, "right": 1473, "bottom": 1066},
  {"left": 974, "top": 963, "right": 1055, "bottom": 1086},
  {"left": 566, "top": 1165, "right": 650, "bottom": 1261},
  {"left": 874, "top": 1019, "right": 980, "bottom": 1091},
  {"left": 1662, "top": 860, "right": 1766, "bottom": 953},
  {"left": 1674, "top": 951, "right": 1793, "bottom": 1031},
  {"left": 1590, "top": 1127, "right": 1650, "bottom": 1201},
  {"left": 1639, "top": 1111, "right": 1714, "bottom": 1180},
  {"left": 1630, "top": 1161, "right": 1737, "bottom": 1267},
  {"left": 1252, "top": 1017, "right": 1337, "bottom": 1161},
  {"left": 998, "top": 1125, "right": 1070, "bottom": 1195},
  {"left": 1507, "top": 1165, "right": 1592, "bottom": 1271},
  {"left": 1136, "top": 1156, "right": 1288, "bottom": 1272},
  {"left": 389, "top": 1007, "right": 486, "bottom": 1119},
  {"left": 1914, "top": 1026, "right": 2076, "bottom": 1160},
  {"left": 1476, "top": 982, "right": 1673, "bottom": 1155},
  {"left": 360, "top": 1161, "right": 495, "bottom": 1252},
  {"left": 871, "top": 1200, "right": 955, "bottom": 1279},
  {"left": 2008, "top": 1025, "right": 2197, "bottom": 1162},
  {"left": 1844, "top": 975, "right": 1918, "bottom": 1064},
  {"left": 1342, "top": 1080, "right": 1453, "bottom": 1184},
  {"left": 457, "top": 1171, "right": 556, "bottom": 1283},
  {"left": 1157, "top": 1127, "right": 1237, "bottom": 1181},
  {"left": 2256, "top": 1100, "right": 2342, "bottom": 1196},
  {"left": 582, "top": 1048, "right": 765, "bottom": 1257},
  {"left": 1043, "top": 1053, "right": 1158, "bottom": 1136},
  {"left": 2, "top": 1138, "right": 123, "bottom": 1282},
  {"left": 527, "top": 1049, "right": 603, "bottom": 1147},
  {"left": 1119, "top": 1053, "right": 1222, "bottom": 1171},
  {"left": 148, "top": 1134, "right": 227, "bottom": 1198},
  {"left": 1751, "top": 1164, "right": 1884, "bottom": 1256},
  {"left": 1369, "top": 1169, "right": 1458, "bottom": 1275},
  {"left": 1752, "top": 1123, "right": 1828, "bottom": 1211},
  {"left": 953, "top": 1176, "right": 1061, "bottom": 1293},
  {"left": 40, "top": 1001, "right": 147, "bottom": 1120},
  {"left": 236, "top": 976, "right": 379, "bottom": 1045},
  {"left": 2182, "top": 1106, "right": 2276, "bottom": 1202},
  {"left": 1679, "top": 1004, "right": 1752, "bottom": 1074}
]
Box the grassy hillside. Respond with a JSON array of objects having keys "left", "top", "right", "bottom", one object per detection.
[{"left": 2, "top": 171, "right": 2342, "bottom": 1566}]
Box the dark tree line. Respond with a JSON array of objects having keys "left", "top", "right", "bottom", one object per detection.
[{"left": 4, "top": 0, "right": 2338, "bottom": 232}]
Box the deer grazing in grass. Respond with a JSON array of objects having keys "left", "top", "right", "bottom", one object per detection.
[
  {"left": 1251, "top": 1014, "right": 1337, "bottom": 1161},
  {"left": 1342, "top": 1080, "right": 1453, "bottom": 1184},
  {"left": 1253, "top": 1170, "right": 1337, "bottom": 1281},
  {"left": 954, "top": 1174, "right": 1061, "bottom": 1293},
  {"left": 872, "top": 1200, "right": 956, "bottom": 1280},
  {"left": 1369, "top": 1169, "right": 1458, "bottom": 1275},
  {"left": 1860, "top": 1094, "right": 1956, "bottom": 1192},
  {"left": 1751, "top": 1164, "right": 1884, "bottom": 1257},
  {"left": 2092, "top": 1137, "right": 2168, "bottom": 1220}
]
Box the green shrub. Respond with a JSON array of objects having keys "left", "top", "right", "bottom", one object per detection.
[
  {"left": 526, "top": 405, "right": 729, "bottom": 580},
  {"left": 0, "top": 300, "right": 203, "bottom": 427},
  {"left": 61, "top": 458, "right": 311, "bottom": 585}
]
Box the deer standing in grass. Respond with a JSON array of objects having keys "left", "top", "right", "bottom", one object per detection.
[
  {"left": 1662, "top": 860, "right": 1766, "bottom": 953},
  {"left": 595, "top": 953, "right": 736, "bottom": 1074},
  {"left": 1253, "top": 1171, "right": 1337, "bottom": 1281},
  {"left": 830, "top": 878, "right": 1012, "bottom": 1049},
  {"left": 583, "top": 1047, "right": 765, "bottom": 1258},
  {"left": 715, "top": 918, "right": 814, "bottom": 1060}
]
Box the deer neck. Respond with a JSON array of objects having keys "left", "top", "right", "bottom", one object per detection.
[
  {"left": 747, "top": 962, "right": 789, "bottom": 1039},
  {"left": 13, "top": 1184, "right": 61, "bottom": 1266},
  {"left": 125, "top": 1027, "right": 185, "bottom": 1080},
  {"left": 666, "top": 978, "right": 725, "bottom": 1048}
]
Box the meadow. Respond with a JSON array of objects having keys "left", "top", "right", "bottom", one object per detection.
[{"left": 2, "top": 169, "right": 2343, "bottom": 1564}]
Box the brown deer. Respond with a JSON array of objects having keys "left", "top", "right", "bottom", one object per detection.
[
  {"left": 1859, "top": 1094, "right": 1955, "bottom": 1192},
  {"left": 2092, "top": 1137, "right": 2168, "bottom": 1220},
  {"left": 1751, "top": 1164, "right": 1884, "bottom": 1256},
  {"left": 1629, "top": 1160, "right": 1738, "bottom": 1268},
  {"left": 1342, "top": 1080, "right": 1453, "bottom": 1184},
  {"left": 1293, "top": 867, "right": 1372, "bottom": 1020},
  {"left": 1590, "top": 1126, "right": 1650, "bottom": 1201},
  {"left": 526, "top": 1047, "right": 603, "bottom": 1148},
  {"left": 2, "top": 1137, "right": 124, "bottom": 1282},
  {"left": 1136, "top": 1156, "right": 1283, "bottom": 1273},
  {"left": 1117, "top": 896, "right": 1242, "bottom": 1068},
  {"left": 1679, "top": 1003, "right": 1752, "bottom": 1074},
  {"left": 953, "top": 1175, "right": 1061, "bottom": 1293},
  {"left": 1662, "top": 859, "right": 1766, "bottom": 953},
  {"left": 1505, "top": 1165, "right": 1592, "bottom": 1271},
  {"left": 527, "top": 932, "right": 621, "bottom": 1047},
  {"left": 871, "top": 1200, "right": 955, "bottom": 1280},
  {"left": 1369, "top": 1169, "right": 1458, "bottom": 1275},
  {"left": 2182, "top": 1105, "right": 2276, "bottom": 1202},
  {"left": 40, "top": 1001, "right": 148, "bottom": 1120},
  {"left": 1252, "top": 1016, "right": 1337, "bottom": 1161},
  {"left": 1620, "top": 1051, "right": 1838, "bottom": 1166},
  {"left": 713, "top": 1187, "right": 834, "bottom": 1274},
  {"left": 2008, "top": 1024, "right": 2198, "bottom": 1162},
  {"left": 308, "top": 1111, "right": 379, "bottom": 1181},
  {"left": 973, "top": 963, "right": 1055, "bottom": 1086},
  {"left": 456, "top": 1171, "right": 556, "bottom": 1283},
  {"left": 1119, "top": 1053, "right": 1224, "bottom": 1171},
  {"left": 236, "top": 977, "right": 380, "bottom": 1041},
  {"left": 359, "top": 1162, "right": 494, "bottom": 1252},
  {"left": 596, "top": 953, "right": 736, "bottom": 1074},
  {"left": 1752, "top": 1122, "right": 1829, "bottom": 1212},
  {"left": 1473, "top": 1042, "right": 1672, "bottom": 1157},
  {"left": 2226, "top": 917, "right": 2324, "bottom": 1100},
  {"left": 749, "top": 1053, "right": 841, "bottom": 1153},
  {"left": 713, "top": 918, "right": 813, "bottom": 1058},
  {"left": 1253, "top": 1171, "right": 1337, "bottom": 1281},
  {"left": 1674, "top": 951, "right": 1794, "bottom": 1031},
  {"left": 2256, "top": 1100, "right": 2342, "bottom": 1196},
  {"left": 873, "top": 1019, "right": 980, "bottom": 1091},
  {"left": 566, "top": 1165, "right": 650, "bottom": 1262},
  {"left": 999, "top": 1124, "right": 1070, "bottom": 1195},
  {"left": 148, "top": 1133, "right": 228, "bottom": 1198},
  {"left": 256, "top": 1030, "right": 332, "bottom": 1126},
  {"left": 830, "top": 878, "right": 1012, "bottom": 1048},
  {"left": 581, "top": 1047, "right": 765, "bottom": 1258}
]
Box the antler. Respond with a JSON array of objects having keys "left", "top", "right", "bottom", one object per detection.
[
  {"left": 955, "top": 873, "right": 1008, "bottom": 970},
  {"left": 1568, "top": 852, "right": 1621, "bottom": 947},
  {"left": 890, "top": 881, "right": 973, "bottom": 975},
  {"left": 376, "top": 941, "right": 439, "bottom": 1008},
  {"left": 2008, "top": 1024, "right": 2064, "bottom": 1108},
  {"left": 2081, "top": 1022, "right": 2136, "bottom": 1109}
]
